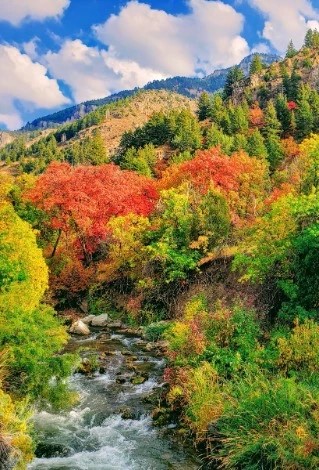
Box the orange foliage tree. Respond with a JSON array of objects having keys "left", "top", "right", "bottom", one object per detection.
[{"left": 159, "top": 148, "right": 269, "bottom": 224}]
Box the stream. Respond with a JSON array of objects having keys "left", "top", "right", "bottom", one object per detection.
[{"left": 28, "top": 325, "right": 201, "bottom": 470}]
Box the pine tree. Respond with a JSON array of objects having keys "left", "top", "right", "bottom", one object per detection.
[
  {"left": 197, "top": 92, "right": 212, "bottom": 121},
  {"left": 305, "top": 29, "right": 314, "bottom": 48},
  {"left": 263, "top": 101, "right": 283, "bottom": 171},
  {"left": 249, "top": 54, "right": 264, "bottom": 75},
  {"left": 206, "top": 124, "right": 234, "bottom": 155},
  {"left": 296, "top": 86, "right": 314, "bottom": 139},
  {"left": 290, "top": 68, "right": 301, "bottom": 102},
  {"left": 232, "top": 133, "right": 248, "bottom": 152},
  {"left": 275, "top": 94, "right": 291, "bottom": 136},
  {"left": 223, "top": 66, "right": 245, "bottom": 100},
  {"left": 247, "top": 129, "right": 268, "bottom": 160},
  {"left": 230, "top": 104, "right": 249, "bottom": 134},
  {"left": 285, "top": 40, "right": 298, "bottom": 58},
  {"left": 264, "top": 101, "right": 282, "bottom": 136}
]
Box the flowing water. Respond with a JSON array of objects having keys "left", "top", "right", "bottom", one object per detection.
[{"left": 28, "top": 327, "right": 200, "bottom": 470}]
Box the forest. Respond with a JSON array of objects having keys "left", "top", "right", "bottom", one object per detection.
[{"left": 2, "top": 30, "right": 319, "bottom": 469}]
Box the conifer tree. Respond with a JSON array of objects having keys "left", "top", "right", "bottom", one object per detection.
[
  {"left": 275, "top": 94, "right": 291, "bottom": 136},
  {"left": 197, "top": 92, "right": 212, "bottom": 121},
  {"left": 285, "top": 40, "right": 297, "bottom": 58},
  {"left": 305, "top": 29, "right": 314, "bottom": 48},
  {"left": 249, "top": 54, "right": 264, "bottom": 75},
  {"left": 263, "top": 101, "right": 283, "bottom": 170},
  {"left": 296, "top": 86, "right": 314, "bottom": 139},
  {"left": 247, "top": 129, "right": 268, "bottom": 160},
  {"left": 223, "top": 66, "right": 245, "bottom": 100}
]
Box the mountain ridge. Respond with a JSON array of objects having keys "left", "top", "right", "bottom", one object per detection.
[{"left": 23, "top": 53, "right": 280, "bottom": 131}]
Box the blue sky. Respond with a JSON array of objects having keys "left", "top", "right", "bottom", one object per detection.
[{"left": 0, "top": 0, "right": 319, "bottom": 130}]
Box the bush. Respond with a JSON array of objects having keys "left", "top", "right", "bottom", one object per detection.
[{"left": 215, "top": 374, "right": 319, "bottom": 469}]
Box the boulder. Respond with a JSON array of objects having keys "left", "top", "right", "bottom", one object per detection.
[
  {"left": 81, "top": 315, "right": 95, "bottom": 325},
  {"left": 69, "top": 320, "right": 90, "bottom": 336},
  {"left": 91, "top": 314, "right": 109, "bottom": 327}
]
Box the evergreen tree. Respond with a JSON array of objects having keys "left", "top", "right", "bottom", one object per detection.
[
  {"left": 197, "top": 92, "right": 212, "bottom": 121},
  {"left": 275, "top": 94, "right": 291, "bottom": 136},
  {"left": 305, "top": 29, "right": 314, "bottom": 48},
  {"left": 249, "top": 54, "right": 264, "bottom": 75},
  {"left": 209, "top": 94, "right": 224, "bottom": 126},
  {"left": 285, "top": 40, "right": 298, "bottom": 58},
  {"left": 206, "top": 124, "right": 234, "bottom": 155},
  {"left": 296, "top": 86, "right": 314, "bottom": 139},
  {"left": 290, "top": 67, "right": 301, "bottom": 102},
  {"left": 232, "top": 133, "right": 248, "bottom": 153},
  {"left": 264, "top": 101, "right": 282, "bottom": 136},
  {"left": 223, "top": 66, "right": 245, "bottom": 100},
  {"left": 263, "top": 101, "right": 283, "bottom": 170},
  {"left": 171, "top": 109, "right": 202, "bottom": 152},
  {"left": 247, "top": 129, "right": 268, "bottom": 160},
  {"left": 230, "top": 104, "right": 249, "bottom": 134}
]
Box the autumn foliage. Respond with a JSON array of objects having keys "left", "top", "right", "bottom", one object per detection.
[{"left": 27, "top": 162, "right": 158, "bottom": 258}]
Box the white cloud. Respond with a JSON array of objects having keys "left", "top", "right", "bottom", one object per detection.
[
  {"left": 0, "top": 0, "right": 70, "bottom": 26},
  {"left": 44, "top": 39, "right": 165, "bottom": 103},
  {"left": 22, "top": 37, "right": 40, "bottom": 61},
  {"left": 0, "top": 45, "right": 69, "bottom": 129},
  {"left": 249, "top": 0, "right": 319, "bottom": 52},
  {"left": 94, "top": 0, "right": 250, "bottom": 76},
  {"left": 37, "top": 1, "right": 251, "bottom": 106}
]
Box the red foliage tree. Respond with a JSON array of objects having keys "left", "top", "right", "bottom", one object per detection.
[{"left": 27, "top": 162, "right": 158, "bottom": 261}]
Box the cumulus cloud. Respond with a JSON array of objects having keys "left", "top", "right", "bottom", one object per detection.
[
  {"left": 94, "top": 0, "right": 250, "bottom": 76},
  {"left": 44, "top": 0, "right": 250, "bottom": 103},
  {"left": 249, "top": 0, "right": 319, "bottom": 52},
  {"left": 44, "top": 39, "right": 165, "bottom": 103},
  {"left": 0, "top": 0, "right": 70, "bottom": 26},
  {"left": 0, "top": 45, "right": 69, "bottom": 129}
]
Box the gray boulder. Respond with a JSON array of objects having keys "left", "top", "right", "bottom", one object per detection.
[
  {"left": 91, "top": 313, "right": 109, "bottom": 327},
  {"left": 69, "top": 320, "right": 90, "bottom": 335}
]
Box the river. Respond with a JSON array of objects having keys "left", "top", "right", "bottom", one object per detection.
[{"left": 28, "top": 326, "right": 201, "bottom": 470}]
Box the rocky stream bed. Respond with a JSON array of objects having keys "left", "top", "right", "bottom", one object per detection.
[{"left": 28, "top": 322, "right": 201, "bottom": 470}]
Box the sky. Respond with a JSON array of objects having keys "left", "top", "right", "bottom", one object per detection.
[{"left": 1, "top": 0, "right": 319, "bottom": 130}]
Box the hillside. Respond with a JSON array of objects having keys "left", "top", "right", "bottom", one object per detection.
[
  {"left": 23, "top": 53, "right": 279, "bottom": 131},
  {"left": 232, "top": 46, "right": 319, "bottom": 104}
]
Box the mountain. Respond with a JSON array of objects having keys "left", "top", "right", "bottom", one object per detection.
[{"left": 23, "top": 53, "right": 280, "bottom": 131}]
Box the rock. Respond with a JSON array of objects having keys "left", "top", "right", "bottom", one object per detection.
[
  {"left": 81, "top": 315, "right": 95, "bottom": 325},
  {"left": 91, "top": 314, "right": 109, "bottom": 327},
  {"left": 120, "top": 328, "right": 141, "bottom": 337},
  {"left": 130, "top": 376, "right": 146, "bottom": 385},
  {"left": 99, "top": 366, "right": 107, "bottom": 374},
  {"left": 116, "top": 377, "right": 126, "bottom": 384},
  {"left": 120, "top": 407, "right": 135, "bottom": 420},
  {"left": 144, "top": 343, "right": 155, "bottom": 352},
  {"left": 69, "top": 320, "right": 90, "bottom": 335},
  {"left": 156, "top": 340, "right": 169, "bottom": 351},
  {"left": 108, "top": 321, "right": 122, "bottom": 329},
  {"left": 79, "top": 299, "right": 89, "bottom": 314}
]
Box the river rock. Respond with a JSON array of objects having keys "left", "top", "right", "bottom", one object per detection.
[
  {"left": 91, "top": 314, "right": 109, "bottom": 327},
  {"left": 69, "top": 320, "right": 90, "bottom": 335},
  {"left": 130, "top": 376, "right": 147, "bottom": 385},
  {"left": 108, "top": 321, "right": 122, "bottom": 329},
  {"left": 81, "top": 315, "right": 95, "bottom": 325},
  {"left": 120, "top": 407, "right": 135, "bottom": 420}
]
